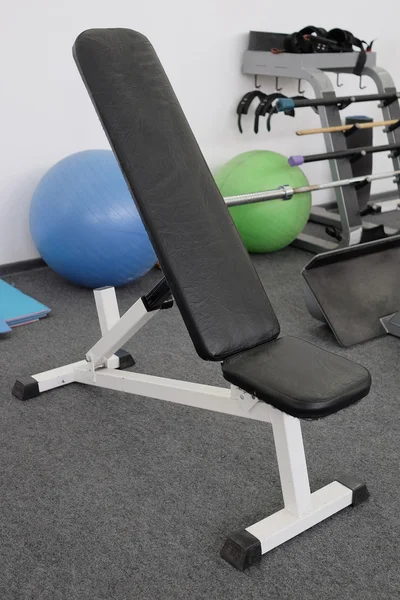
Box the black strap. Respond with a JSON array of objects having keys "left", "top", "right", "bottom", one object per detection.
[
  {"left": 236, "top": 90, "right": 268, "bottom": 133},
  {"left": 284, "top": 26, "right": 371, "bottom": 77},
  {"left": 328, "top": 29, "right": 368, "bottom": 76},
  {"left": 266, "top": 106, "right": 278, "bottom": 133},
  {"left": 254, "top": 93, "right": 287, "bottom": 132},
  {"left": 285, "top": 26, "right": 328, "bottom": 53},
  {"left": 353, "top": 50, "right": 367, "bottom": 77}
]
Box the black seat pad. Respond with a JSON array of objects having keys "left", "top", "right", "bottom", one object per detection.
[{"left": 222, "top": 336, "right": 371, "bottom": 419}]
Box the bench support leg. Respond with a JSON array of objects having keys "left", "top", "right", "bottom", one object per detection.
[{"left": 220, "top": 408, "right": 369, "bottom": 570}]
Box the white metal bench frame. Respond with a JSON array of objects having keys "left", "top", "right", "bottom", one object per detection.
[{"left": 14, "top": 286, "right": 366, "bottom": 570}]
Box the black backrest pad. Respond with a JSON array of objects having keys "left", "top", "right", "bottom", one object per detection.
[{"left": 73, "top": 29, "right": 280, "bottom": 361}]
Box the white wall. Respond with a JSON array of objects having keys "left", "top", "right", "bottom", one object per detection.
[{"left": 1, "top": 0, "right": 400, "bottom": 264}]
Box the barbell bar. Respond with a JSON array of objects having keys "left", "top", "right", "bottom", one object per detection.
[{"left": 224, "top": 169, "right": 400, "bottom": 208}]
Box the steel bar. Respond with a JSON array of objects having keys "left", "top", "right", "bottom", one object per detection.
[
  {"left": 224, "top": 170, "right": 400, "bottom": 207},
  {"left": 276, "top": 92, "right": 400, "bottom": 113},
  {"left": 289, "top": 143, "right": 400, "bottom": 167}
]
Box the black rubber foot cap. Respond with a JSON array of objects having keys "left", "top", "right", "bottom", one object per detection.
[
  {"left": 12, "top": 377, "right": 40, "bottom": 401},
  {"left": 336, "top": 474, "right": 370, "bottom": 506},
  {"left": 220, "top": 530, "right": 261, "bottom": 571},
  {"left": 115, "top": 348, "right": 135, "bottom": 370}
]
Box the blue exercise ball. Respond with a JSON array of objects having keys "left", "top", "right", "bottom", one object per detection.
[{"left": 30, "top": 150, "right": 157, "bottom": 288}]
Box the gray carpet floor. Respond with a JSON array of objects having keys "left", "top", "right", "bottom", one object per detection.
[{"left": 1, "top": 248, "right": 399, "bottom": 600}]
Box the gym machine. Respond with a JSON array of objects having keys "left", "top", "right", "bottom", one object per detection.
[
  {"left": 242, "top": 36, "right": 400, "bottom": 252},
  {"left": 303, "top": 235, "right": 400, "bottom": 346}
]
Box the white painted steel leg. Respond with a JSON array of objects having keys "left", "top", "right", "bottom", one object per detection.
[
  {"left": 238, "top": 408, "right": 353, "bottom": 559},
  {"left": 19, "top": 358, "right": 272, "bottom": 423},
  {"left": 73, "top": 367, "right": 272, "bottom": 422},
  {"left": 86, "top": 297, "right": 156, "bottom": 368},
  {"left": 94, "top": 287, "right": 120, "bottom": 335},
  {"left": 31, "top": 355, "right": 120, "bottom": 393},
  {"left": 269, "top": 407, "right": 312, "bottom": 517},
  {"left": 94, "top": 287, "right": 125, "bottom": 368},
  {"left": 246, "top": 481, "right": 352, "bottom": 555}
]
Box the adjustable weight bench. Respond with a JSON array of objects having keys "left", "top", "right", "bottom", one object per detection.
[{"left": 13, "top": 28, "right": 371, "bottom": 571}]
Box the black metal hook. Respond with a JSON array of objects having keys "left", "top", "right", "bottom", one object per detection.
[
  {"left": 254, "top": 75, "right": 261, "bottom": 89},
  {"left": 359, "top": 75, "right": 367, "bottom": 90},
  {"left": 275, "top": 77, "right": 282, "bottom": 92},
  {"left": 386, "top": 119, "right": 400, "bottom": 133},
  {"left": 344, "top": 124, "right": 360, "bottom": 138},
  {"left": 336, "top": 73, "right": 343, "bottom": 88},
  {"left": 298, "top": 79, "right": 305, "bottom": 95}
]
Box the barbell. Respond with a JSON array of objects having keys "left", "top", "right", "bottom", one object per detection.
[{"left": 224, "top": 169, "right": 400, "bottom": 208}]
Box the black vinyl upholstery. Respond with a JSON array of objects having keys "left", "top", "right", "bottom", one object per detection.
[
  {"left": 73, "top": 29, "right": 280, "bottom": 361},
  {"left": 73, "top": 27, "right": 371, "bottom": 420},
  {"left": 222, "top": 336, "right": 371, "bottom": 419}
]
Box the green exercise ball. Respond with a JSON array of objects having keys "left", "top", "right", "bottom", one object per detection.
[{"left": 214, "top": 150, "right": 312, "bottom": 253}]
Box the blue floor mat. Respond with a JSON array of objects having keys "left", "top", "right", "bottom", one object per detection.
[
  {"left": 0, "top": 318, "right": 11, "bottom": 333},
  {"left": 0, "top": 279, "right": 50, "bottom": 333}
]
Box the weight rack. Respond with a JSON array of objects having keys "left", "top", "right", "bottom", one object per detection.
[{"left": 242, "top": 48, "right": 400, "bottom": 252}]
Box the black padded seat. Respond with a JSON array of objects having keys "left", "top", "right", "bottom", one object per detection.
[{"left": 222, "top": 336, "right": 371, "bottom": 419}]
